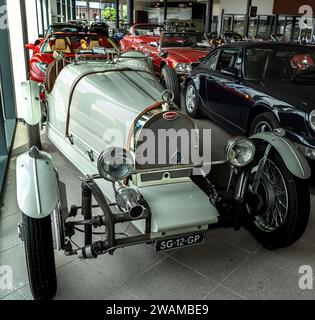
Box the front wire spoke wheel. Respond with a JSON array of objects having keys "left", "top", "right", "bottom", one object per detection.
[
  {"left": 246, "top": 150, "right": 310, "bottom": 249},
  {"left": 253, "top": 158, "right": 289, "bottom": 233}
]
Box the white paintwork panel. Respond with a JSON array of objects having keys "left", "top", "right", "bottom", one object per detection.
[
  {"left": 16, "top": 150, "right": 59, "bottom": 219},
  {"left": 21, "top": 80, "right": 41, "bottom": 126},
  {"left": 68, "top": 71, "right": 162, "bottom": 154},
  {"left": 47, "top": 61, "right": 164, "bottom": 141}
]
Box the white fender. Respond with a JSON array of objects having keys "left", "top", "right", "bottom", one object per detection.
[
  {"left": 16, "top": 148, "right": 59, "bottom": 219},
  {"left": 21, "top": 80, "right": 42, "bottom": 126}
]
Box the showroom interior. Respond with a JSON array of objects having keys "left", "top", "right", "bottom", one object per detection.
[{"left": 1, "top": 0, "right": 315, "bottom": 301}]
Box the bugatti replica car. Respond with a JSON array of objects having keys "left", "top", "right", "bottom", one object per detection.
[{"left": 17, "top": 49, "right": 311, "bottom": 300}]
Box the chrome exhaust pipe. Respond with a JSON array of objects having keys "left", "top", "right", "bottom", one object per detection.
[{"left": 116, "top": 188, "right": 145, "bottom": 220}]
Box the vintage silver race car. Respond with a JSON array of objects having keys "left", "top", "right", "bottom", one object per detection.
[{"left": 17, "top": 50, "right": 311, "bottom": 300}]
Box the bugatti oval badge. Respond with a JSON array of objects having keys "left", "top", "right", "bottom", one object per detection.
[{"left": 163, "top": 112, "right": 179, "bottom": 121}]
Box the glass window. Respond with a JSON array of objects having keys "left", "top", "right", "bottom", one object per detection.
[
  {"left": 257, "top": 16, "right": 272, "bottom": 36},
  {"left": 277, "top": 16, "right": 286, "bottom": 35},
  {"left": 284, "top": 17, "right": 293, "bottom": 40},
  {"left": 203, "top": 50, "right": 220, "bottom": 69},
  {"left": 212, "top": 16, "right": 219, "bottom": 33},
  {"left": 233, "top": 15, "right": 245, "bottom": 35},
  {"left": 36, "top": 0, "right": 44, "bottom": 35},
  {"left": 223, "top": 15, "right": 233, "bottom": 32},
  {"left": 217, "top": 49, "right": 240, "bottom": 71},
  {"left": 296, "top": 17, "right": 313, "bottom": 42},
  {"left": 245, "top": 45, "right": 315, "bottom": 80},
  {"left": 248, "top": 17, "right": 258, "bottom": 38}
]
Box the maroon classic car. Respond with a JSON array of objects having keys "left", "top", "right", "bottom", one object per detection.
[{"left": 136, "top": 32, "right": 211, "bottom": 105}]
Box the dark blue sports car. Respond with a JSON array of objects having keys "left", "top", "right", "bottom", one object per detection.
[{"left": 184, "top": 42, "right": 315, "bottom": 161}]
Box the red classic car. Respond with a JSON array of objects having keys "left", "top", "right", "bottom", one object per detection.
[
  {"left": 26, "top": 32, "right": 118, "bottom": 83},
  {"left": 120, "top": 23, "right": 164, "bottom": 51},
  {"left": 137, "top": 32, "right": 211, "bottom": 105}
]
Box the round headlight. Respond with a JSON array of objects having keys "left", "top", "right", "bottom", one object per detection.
[
  {"left": 309, "top": 110, "right": 315, "bottom": 131},
  {"left": 97, "top": 147, "right": 134, "bottom": 182},
  {"left": 226, "top": 138, "right": 256, "bottom": 167}
]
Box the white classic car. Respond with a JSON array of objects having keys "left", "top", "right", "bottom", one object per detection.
[{"left": 17, "top": 49, "right": 311, "bottom": 300}]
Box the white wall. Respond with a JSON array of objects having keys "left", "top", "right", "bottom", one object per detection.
[
  {"left": 213, "top": 3, "right": 221, "bottom": 16},
  {"left": 220, "top": 0, "right": 274, "bottom": 15},
  {"left": 252, "top": 0, "right": 274, "bottom": 15},
  {"left": 7, "top": 0, "right": 27, "bottom": 118},
  {"left": 220, "top": 0, "right": 247, "bottom": 14},
  {"left": 26, "top": 0, "right": 39, "bottom": 43}
]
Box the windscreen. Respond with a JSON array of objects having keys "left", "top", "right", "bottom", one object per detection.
[
  {"left": 134, "top": 25, "right": 163, "bottom": 36},
  {"left": 161, "top": 33, "right": 203, "bottom": 48},
  {"left": 51, "top": 25, "right": 83, "bottom": 33}
]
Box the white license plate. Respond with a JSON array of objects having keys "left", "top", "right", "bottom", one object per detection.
[{"left": 155, "top": 233, "right": 205, "bottom": 252}]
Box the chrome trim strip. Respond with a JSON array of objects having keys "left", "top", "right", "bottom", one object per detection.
[{"left": 33, "top": 158, "right": 42, "bottom": 215}]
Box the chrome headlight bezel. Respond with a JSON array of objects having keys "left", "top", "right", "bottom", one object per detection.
[
  {"left": 35, "top": 61, "right": 49, "bottom": 73},
  {"left": 308, "top": 109, "right": 315, "bottom": 131},
  {"left": 225, "top": 137, "right": 256, "bottom": 168},
  {"left": 97, "top": 147, "right": 134, "bottom": 182},
  {"left": 174, "top": 63, "right": 192, "bottom": 74}
]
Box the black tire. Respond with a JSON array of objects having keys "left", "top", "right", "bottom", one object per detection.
[
  {"left": 249, "top": 112, "right": 280, "bottom": 135},
  {"left": 27, "top": 124, "right": 42, "bottom": 150},
  {"left": 246, "top": 151, "right": 310, "bottom": 249},
  {"left": 184, "top": 80, "right": 203, "bottom": 118},
  {"left": 22, "top": 213, "right": 57, "bottom": 300},
  {"left": 160, "top": 66, "right": 181, "bottom": 107}
]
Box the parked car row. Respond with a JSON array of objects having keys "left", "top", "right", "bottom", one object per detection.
[
  {"left": 117, "top": 24, "right": 315, "bottom": 164},
  {"left": 25, "top": 22, "right": 315, "bottom": 165}
]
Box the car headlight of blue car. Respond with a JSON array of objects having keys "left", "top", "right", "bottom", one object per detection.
[{"left": 309, "top": 109, "right": 315, "bottom": 131}]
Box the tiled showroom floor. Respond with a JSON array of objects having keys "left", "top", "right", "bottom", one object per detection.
[{"left": 1, "top": 120, "right": 315, "bottom": 300}]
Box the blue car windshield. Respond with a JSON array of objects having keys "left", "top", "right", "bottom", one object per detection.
[{"left": 245, "top": 46, "right": 315, "bottom": 80}]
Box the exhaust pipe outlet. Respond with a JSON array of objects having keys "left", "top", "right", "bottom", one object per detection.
[{"left": 116, "top": 188, "right": 145, "bottom": 219}]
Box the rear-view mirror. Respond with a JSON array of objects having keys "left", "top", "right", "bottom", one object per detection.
[{"left": 25, "top": 43, "right": 40, "bottom": 53}]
